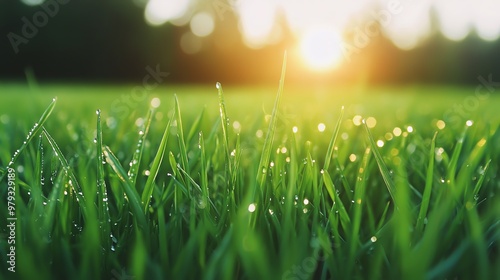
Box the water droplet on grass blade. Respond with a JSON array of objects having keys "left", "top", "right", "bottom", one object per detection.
[
  {"left": 248, "top": 203, "right": 256, "bottom": 213},
  {"left": 216, "top": 82, "right": 221, "bottom": 89},
  {"left": 376, "top": 140, "right": 384, "bottom": 147},
  {"left": 151, "top": 97, "right": 161, "bottom": 108},
  {"left": 255, "top": 129, "right": 264, "bottom": 138}
]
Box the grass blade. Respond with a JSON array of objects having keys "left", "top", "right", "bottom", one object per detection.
[
  {"left": 96, "top": 109, "right": 111, "bottom": 251},
  {"left": 1, "top": 97, "right": 57, "bottom": 182},
  {"left": 42, "top": 127, "right": 87, "bottom": 219},
  {"left": 471, "top": 159, "right": 491, "bottom": 203},
  {"left": 364, "top": 121, "right": 399, "bottom": 210},
  {"left": 216, "top": 82, "right": 233, "bottom": 179},
  {"left": 31, "top": 134, "right": 45, "bottom": 214},
  {"left": 141, "top": 109, "right": 172, "bottom": 213},
  {"left": 174, "top": 95, "right": 190, "bottom": 176},
  {"left": 447, "top": 124, "right": 468, "bottom": 186},
  {"left": 128, "top": 109, "right": 153, "bottom": 185},
  {"left": 416, "top": 131, "right": 438, "bottom": 233},
  {"left": 42, "top": 166, "right": 65, "bottom": 233},
  {"left": 103, "top": 145, "right": 148, "bottom": 234},
  {"left": 323, "top": 106, "right": 344, "bottom": 172},
  {"left": 256, "top": 51, "right": 287, "bottom": 192},
  {"left": 199, "top": 132, "right": 209, "bottom": 202},
  {"left": 322, "top": 170, "right": 351, "bottom": 232},
  {"left": 349, "top": 147, "right": 371, "bottom": 262},
  {"left": 456, "top": 137, "right": 488, "bottom": 193}
]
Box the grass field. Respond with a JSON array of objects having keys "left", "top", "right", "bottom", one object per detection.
[{"left": 1, "top": 79, "right": 500, "bottom": 279}]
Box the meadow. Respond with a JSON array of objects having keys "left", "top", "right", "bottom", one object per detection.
[{"left": 1, "top": 78, "right": 500, "bottom": 279}]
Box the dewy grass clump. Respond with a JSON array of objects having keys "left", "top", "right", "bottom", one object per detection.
[{"left": 1, "top": 60, "right": 500, "bottom": 279}]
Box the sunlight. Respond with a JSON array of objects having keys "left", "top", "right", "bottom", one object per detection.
[
  {"left": 141, "top": 0, "right": 500, "bottom": 54},
  {"left": 144, "top": 0, "right": 191, "bottom": 26},
  {"left": 237, "top": 0, "right": 278, "bottom": 48},
  {"left": 190, "top": 12, "right": 215, "bottom": 37},
  {"left": 434, "top": 0, "right": 472, "bottom": 41},
  {"left": 381, "top": 0, "right": 432, "bottom": 50},
  {"left": 474, "top": 0, "right": 500, "bottom": 41},
  {"left": 300, "top": 26, "right": 344, "bottom": 71}
]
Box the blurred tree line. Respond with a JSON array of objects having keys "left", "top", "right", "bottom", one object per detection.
[{"left": 1, "top": 0, "right": 499, "bottom": 85}]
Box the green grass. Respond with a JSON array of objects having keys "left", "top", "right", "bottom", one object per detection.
[{"left": 1, "top": 80, "right": 500, "bottom": 280}]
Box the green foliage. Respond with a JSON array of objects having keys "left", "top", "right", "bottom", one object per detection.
[{"left": 1, "top": 83, "right": 500, "bottom": 280}]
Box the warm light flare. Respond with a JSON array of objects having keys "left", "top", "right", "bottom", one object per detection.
[
  {"left": 300, "top": 27, "right": 344, "bottom": 71},
  {"left": 139, "top": 0, "right": 500, "bottom": 52}
]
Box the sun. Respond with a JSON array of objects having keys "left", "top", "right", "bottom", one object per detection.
[{"left": 299, "top": 26, "right": 345, "bottom": 71}]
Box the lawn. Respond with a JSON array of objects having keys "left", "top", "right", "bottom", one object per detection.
[{"left": 1, "top": 80, "right": 500, "bottom": 279}]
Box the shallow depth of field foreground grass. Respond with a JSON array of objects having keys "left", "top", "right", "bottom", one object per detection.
[{"left": 1, "top": 79, "right": 500, "bottom": 278}]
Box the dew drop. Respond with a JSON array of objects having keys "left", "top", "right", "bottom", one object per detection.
[
  {"left": 248, "top": 203, "right": 256, "bottom": 212},
  {"left": 318, "top": 123, "right": 326, "bottom": 132}
]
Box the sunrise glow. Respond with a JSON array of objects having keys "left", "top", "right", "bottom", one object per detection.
[{"left": 300, "top": 26, "right": 344, "bottom": 71}]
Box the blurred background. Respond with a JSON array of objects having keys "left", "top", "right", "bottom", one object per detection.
[{"left": 1, "top": 0, "right": 500, "bottom": 86}]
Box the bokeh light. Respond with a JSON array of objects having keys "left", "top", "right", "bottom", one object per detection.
[
  {"left": 21, "top": 0, "right": 44, "bottom": 6},
  {"left": 190, "top": 12, "right": 215, "bottom": 37},
  {"left": 434, "top": 0, "right": 472, "bottom": 41},
  {"left": 144, "top": 0, "right": 191, "bottom": 26},
  {"left": 236, "top": 0, "right": 278, "bottom": 48}
]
